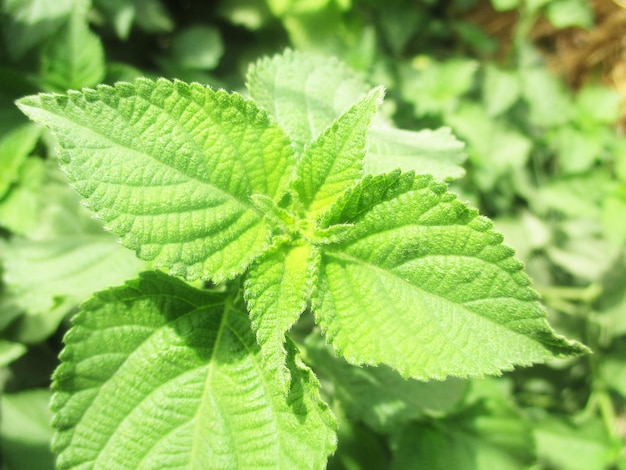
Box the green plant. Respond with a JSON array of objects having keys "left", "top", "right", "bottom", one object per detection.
[
  {"left": 4, "top": 0, "right": 626, "bottom": 468},
  {"left": 13, "top": 49, "right": 588, "bottom": 468}
]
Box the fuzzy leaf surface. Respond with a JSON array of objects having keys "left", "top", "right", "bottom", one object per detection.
[
  {"left": 52, "top": 271, "right": 336, "bottom": 469},
  {"left": 293, "top": 87, "right": 382, "bottom": 219},
  {"left": 17, "top": 79, "right": 295, "bottom": 281},
  {"left": 244, "top": 241, "right": 317, "bottom": 391},
  {"left": 313, "top": 171, "right": 587, "bottom": 380}
]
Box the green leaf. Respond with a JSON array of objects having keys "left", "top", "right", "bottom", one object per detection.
[
  {"left": 17, "top": 79, "right": 296, "bottom": 282},
  {"left": 0, "top": 339, "right": 27, "bottom": 366},
  {"left": 293, "top": 87, "right": 383, "bottom": 219},
  {"left": 244, "top": 241, "right": 318, "bottom": 391},
  {"left": 93, "top": 0, "right": 135, "bottom": 39},
  {"left": 575, "top": 86, "right": 622, "bottom": 125},
  {"left": 602, "top": 193, "right": 626, "bottom": 245},
  {"left": 0, "top": 389, "right": 55, "bottom": 470},
  {"left": 52, "top": 271, "right": 336, "bottom": 468},
  {"left": 247, "top": 49, "right": 370, "bottom": 154},
  {"left": 401, "top": 57, "right": 478, "bottom": 116},
  {"left": 526, "top": 0, "right": 552, "bottom": 13},
  {"left": 94, "top": 0, "right": 173, "bottom": 35},
  {"left": 2, "top": 303, "right": 69, "bottom": 344},
  {"left": 391, "top": 401, "right": 535, "bottom": 469},
  {"left": 39, "top": 0, "right": 106, "bottom": 92},
  {"left": 494, "top": 211, "right": 551, "bottom": 262},
  {"left": 24, "top": 158, "right": 107, "bottom": 239},
  {"left": 600, "top": 355, "right": 626, "bottom": 399},
  {"left": 533, "top": 417, "right": 621, "bottom": 470},
  {"left": 521, "top": 67, "right": 573, "bottom": 127},
  {"left": 168, "top": 25, "right": 224, "bottom": 70},
  {"left": 270, "top": 6, "right": 375, "bottom": 72},
  {"left": 378, "top": 3, "right": 421, "bottom": 54},
  {"left": 533, "top": 171, "right": 614, "bottom": 219},
  {"left": 447, "top": 102, "right": 531, "bottom": 190},
  {"left": 0, "top": 156, "right": 104, "bottom": 239},
  {"left": 247, "top": 50, "right": 465, "bottom": 180},
  {"left": 266, "top": 0, "right": 336, "bottom": 16},
  {"left": 2, "top": 0, "right": 77, "bottom": 60},
  {"left": 305, "top": 334, "right": 468, "bottom": 433},
  {"left": 1, "top": 158, "right": 145, "bottom": 315},
  {"left": 313, "top": 171, "right": 587, "bottom": 380},
  {"left": 217, "top": 0, "right": 272, "bottom": 30},
  {"left": 0, "top": 66, "right": 37, "bottom": 137},
  {"left": 0, "top": 123, "right": 41, "bottom": 199},
  {"left": 482, "top": 65, "right": 521, "bottom": 117},
  {"left": 0, "top": 295, "right": 23, "bottom": 331},
  {"left": 491, "top": 0, "right": 521, "bottom": 11},
  {"left": 547, "top": 236, "right": 620, "bottom": 281},
  {"left": 549, "top": 125, "right": 603, "bottom": 174},
  {"left": 0, "top": 157, "right": 45, "bottom": 235},
  {"left": 545, "top": 0, "right": 593, "bottom": 29},
  {"left": 365, "top": 126, "right": 466, "bottom": 181},
  {"left": 3, "top": 234, "right": 146, "bottom": 315},
  {"left": 132, "top": 0, "right": 174, "bottom": 32},
  {"left": 327, "top": 411, "right": 389, "bottom": 470}
]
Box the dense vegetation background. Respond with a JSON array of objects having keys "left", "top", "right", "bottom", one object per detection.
[{"left": 1, "top": 0, "right": 626, "bottom": 468}]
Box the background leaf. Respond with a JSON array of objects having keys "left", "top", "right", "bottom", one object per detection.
[
  {"left": 0, "top": 389, "right": 55, "bottom": 470},
  {"left": 533, "top": 417, "right": 622, "bottom": 470},
  {"left": 400, "top": 57, "right": 478, "bottom": 116},
  {"left": 545, "top": 0, "right": 594, "bottom": 29},
  {"left": 1, "top": 160, "right": 145, "bottom": 319},
  {"left": 247, "top": 50, "right": 467, "bottom": 179},
  {"left": 3, "top": 235, "right": 145, "bottom": 315},
  {"left": 481, "top": 65, "right": 521, "bottom": 117},
  {"left": 39, "top": 0, "right": 105, "bottom": 92},
  {"left": 0, "top": 338, "right": 27, "bottom": 366},
  {"left": 91, "top": 0, "right": 173, "bottom": 38},
  {"left": 2, "top": 0, "right": 77, "bottom": 59},
  {"left": 0, "top": 123, "right": 41, "bottom": 199},
  {"left": 365, "top": 126, "right": 466, "bottom": 181},
  {"left": 167, "top": 24, "right": 223, "bottom": 70},
  {"left": 521, "top": 67, "right": 573, "bottom": 127},
  {"left": 247, "top": 49, "right": 370, "bottom": 154},
  {"left": 391, "top": 382, "right": 535, "bottom": 470},
  {"left": 305, "top": 334, "right": 468, "bottom": 433}
]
